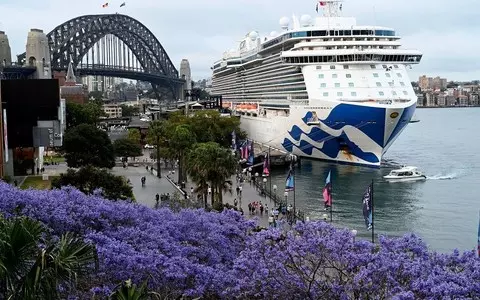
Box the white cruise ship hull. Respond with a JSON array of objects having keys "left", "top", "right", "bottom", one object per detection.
[{"left": 238, "top": 100, "right": 416, "bottom": 167}]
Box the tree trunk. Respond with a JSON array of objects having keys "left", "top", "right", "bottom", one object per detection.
[{"left": 218, "top": 184, "right": 223, "bottom": 204}]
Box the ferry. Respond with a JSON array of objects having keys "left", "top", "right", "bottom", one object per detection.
[
  {"left": 212, "top": 0, "right": 422, "bottom": 167},
  {"left": 384, "top": 166, "right": 426, "bottom": 182}
]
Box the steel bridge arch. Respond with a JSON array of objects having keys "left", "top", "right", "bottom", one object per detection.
[{"left": 18, "top": 14, "right": 182, "bottom": 98}]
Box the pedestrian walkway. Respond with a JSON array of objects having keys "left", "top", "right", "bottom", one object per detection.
[{"left": 112, "top": 166, "right": 176, "bottom": 208}]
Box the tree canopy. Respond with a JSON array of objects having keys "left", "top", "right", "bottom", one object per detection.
[
  {"left": 63, "top": 124, "right": 115, "bottom": 169},
  {"left": 0, "top": 183, "right": 478, "bottom": 299},
  {"left": 126, "top": 128, "right": 141, "bottom": 144},
  {"left": 66, "top": 101, "right": 105, "bottom": 128},
  {"left": 119, "top": 105, "right": 139, "bottom": 117},
  {"left": 51, "top": 165, "right": 134, "bottom": 200},
  {"left": 113, "top": 138, "right": 143, "bottom": 159}
]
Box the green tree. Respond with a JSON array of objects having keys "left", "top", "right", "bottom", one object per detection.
[
  {"left": 51, "top": 166, "right": 134, "bottom": 200},
  {"left": 127, "top": 128, "right": 141, "bottom": 144},
  {"left": 120, "top": 105, "right": 140, "bottom": 117},
  {"left": 63, "top": 124, "right": 115, "bottom": 169},
  {"left": 113, "top": 138, "right": 143, "bottom": 161},
  {"left": 66, "top": 102, "right": 105, "bottom": 128},
  {"left": 186, "top": 142, "right": 236, "bottom": 206},
  {"left": 88, "top": 91, "right": 103, "bottom": 102},
  {"left": 0, "top": 216, "right": 96, "bottom": 300}
]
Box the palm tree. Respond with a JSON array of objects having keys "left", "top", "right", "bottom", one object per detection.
[
  {"left": 186, "top": 142, "right": 237, "bottom": 206},
  {"left": 0, "top": 216, "right": 97, "bottom": 299}
]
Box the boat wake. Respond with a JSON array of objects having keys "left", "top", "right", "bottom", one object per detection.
[{"left": 426, "top": 173, "right": 458, "bottom": 180}]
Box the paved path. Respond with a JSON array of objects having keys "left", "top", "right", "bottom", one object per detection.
[{"left": 112, "top": 166, "right": 176, "bottom": 208}]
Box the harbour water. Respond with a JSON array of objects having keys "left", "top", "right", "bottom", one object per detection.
[{"left": 268, "top": 108, "right": 479, "bottom": 253}]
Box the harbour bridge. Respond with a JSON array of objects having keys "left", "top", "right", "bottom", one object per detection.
[{"left": 14, "top": 14, "right": 185, "bottom": 100}]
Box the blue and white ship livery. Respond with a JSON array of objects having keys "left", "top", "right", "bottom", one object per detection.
[{"left": 211, "top": 0, "right": 422, "bottom": 167}]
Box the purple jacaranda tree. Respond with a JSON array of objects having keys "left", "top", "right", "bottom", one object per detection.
[
  {"left": 0, "top": 182, "right": 479, "bottom": 299},
  {"left": 229, "top": 221, "right": 480, "bottom": 299}
]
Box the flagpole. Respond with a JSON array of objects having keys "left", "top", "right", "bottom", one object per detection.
[
  {"left": 292, "top": 156, "right": 296, "bottom": 221},
  {"left": 371, "top": 179, "right": 375, "bottom": 244},
  {"left": 268, "top": 146, "right": 272, "bottom": 194},
  {"left": 330, "top": 171, "right": 333, "bottom": 222}
]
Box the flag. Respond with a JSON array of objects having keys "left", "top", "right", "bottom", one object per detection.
[
  {"left": 120, "top": 2, "right": 126, "bottom": 7},
  {"left": 262, "top": 152, "right": 270, "bottom": 177},
  {"left": 102, "top": 2, "right": 109, "bottom": 8},
  {"left": 285, "top": 167, "right": 294, "bottom": 192},
  {"left": 239, "top": 140, "right": 247, "bottom": 159},
  {"left": 319, "top": 1, "right": 326, "bottom": 6},
  {"left": 362, "top": 184, "right": 373, "bottom": 230},
  {"left": 323, "top": 170, "right": 332, "bottom": 208},
  {"left": 246, "top": 141, "right": 254, "bottom": 166}
]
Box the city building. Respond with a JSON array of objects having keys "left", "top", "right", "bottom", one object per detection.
[
  {"left": 59, "top": 62, "right": 88, "bottom": 104},
  {"left": 103, "top": 104, "right": 122, "bottom": 118},
  {"left": 418, "top": 75, "right": 447, "bottom": 91}
]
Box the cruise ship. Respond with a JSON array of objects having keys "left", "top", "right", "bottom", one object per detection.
[{"left": 211, "top": 0, "right": 422, "bottom": 167}]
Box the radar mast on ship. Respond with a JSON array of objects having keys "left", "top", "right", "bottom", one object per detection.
[{"left": 316, "top": 0, "right": 343, "bottom": 17}]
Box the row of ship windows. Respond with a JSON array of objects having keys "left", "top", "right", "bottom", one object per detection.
[
  {"left": 320, "top": 82, "right": 406, "bottom": 88},
  {"left": 316, "top": 64, "right": 400, "bottom": 70},
  {"left": 319, "top": 73, "right": 404, "bottom": 79},
  {"left": 282, "top": 55, "right": 421, "bottom": 64},
  {"left": 322, "top": 90, "right": 409, "bottom": 97}
]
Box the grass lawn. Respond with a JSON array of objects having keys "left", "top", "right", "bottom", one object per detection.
[
  {"left": 43, "top": 156, "right": 65, "bottom": 164},
  {"left": 20, "top": 175, "right": 60, "bottom": 190}
]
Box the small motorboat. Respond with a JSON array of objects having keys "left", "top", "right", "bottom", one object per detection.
[{"left": 383, "top": 166, "right": 426, "bottom": 182}]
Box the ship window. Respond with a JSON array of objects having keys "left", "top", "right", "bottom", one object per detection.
[
  {"left": 323, "top": 92, "right": 329, "bottom": 97},
  {"left": 335, "top": 83, "right": 340, "bottom": 88},
  {"left": 351, "top": 91, "right": 357, "bottom": 96},
  {"left": 400, "top": 82, "right": 406, "bottom": 86},
  {"left": 329, "top": 65, "right": 335, "bottom": 69},
  {"left": 332, "top": 74, "right": 338, "bottom": 78},
  {"left": 343, "top": 65, "right": 349, "bottom": 69},
  {"left": 370, "top": 65, "right": 376, "bottom": 69},
  {"left": 392, "top": 91, "right": 397, "bottom": 96},
  {"left": 388, "top": 82, "right": 394, "bottom": 87},
  {"left": 316, "top": 66, "right": 322, "bottom": 70},
  {"left": 376, "top": 82, "right": 382, "bottom": 87},
  {"left": 403, "top": 91, "right": 408, "bottom": 95},
  {"left": 379, "top": 91, "right": 385, "bottom": 96},
  {"left": 394, "top": 65, "right": 399, "bottom": 68},
  {"left": 318, "top": 74, "right": 324, "bottom": 79},
  {"left": 382, "top": 65, "right": 387, "bottom": 68},
  {"left": 337, "top": 92, "right": 343, "bottom": 96},
  {"left": 346, "top": 74, "right": 352, "bottom": 78},
  {"left": 320, "top": 83, "right": 327, "bottom": 88},
  {"left": 385, "top": 73, "right": 391, "bottom": 78},
  {"left": 373, "top": 73, "right": 379, "bottom": 77},
  {"left": 348, "top": 82, "right": 354, "bottom": 87},
  {"left": 397, "top": 73, "right": 403, "bottom": 78}
]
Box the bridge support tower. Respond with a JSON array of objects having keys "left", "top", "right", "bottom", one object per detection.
[
  {"left": 25, "top": 29, "right": 51, "bottom": 79},
  {"left": 0, "top": 31, "right": 12, "bottom": 66}
]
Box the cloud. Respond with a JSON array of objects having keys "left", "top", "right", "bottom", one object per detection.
[{"left": 0, "top": 0, "right": 478, "bottom": 81}]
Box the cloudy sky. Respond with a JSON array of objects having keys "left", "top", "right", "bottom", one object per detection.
[{"left": 1, "top": 0, "right": 478, "bottom": 81}]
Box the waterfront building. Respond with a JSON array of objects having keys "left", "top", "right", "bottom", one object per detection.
[{"left": 103, "top": 104, "right": 122, "bottom": 118}]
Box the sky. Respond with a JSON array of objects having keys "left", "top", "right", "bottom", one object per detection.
[{"left": 0, "top": 0, "right": 478, "bottom": 81}]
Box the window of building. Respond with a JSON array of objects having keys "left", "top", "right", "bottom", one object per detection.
[
  {"left": 373, "top": 73, "right": 379, "bottom": 77},
  {"left": 323, "top": 92, "right": 329, "bottom": 97},
  {"left": 400, "top": 81, "right": 406, "bottom": 86},
  {"left": 330, "top": 65, "right": 336, "bottom": 69},
  {"left": 370, "top": 65, "right": 376, "bottom": 69},
  {"left": 351, "top": 91, "right": 357, "bottom": 96},
  {"left": 348, "top": 82, "right": 354, "bottom": 87},
  {"left": 378, "top": 91, "right": 385, "bottom": 96},
  {"left": 392, "top": 91, "right": 397, "bottom": 96},
  {"left": 335, "top": 83, "right": 340, "bottom": 88},
  {"left": 320, "top": 83, "right": 327, "bottom": 88},
  {"left": 318, "top": 74, "right": 324, "bottom": 79},
  {"left": 337, "top": 92, "right": 343, "bottom": 96},
  {"left": 403, "top": 90, "right": 408, "bottom": 95},
  {"left": 385, "top": 73, "right": 391, "bottom": 78},
  {"left": 397, "top": 73, "right": 403, "bottom": 78},
  {"left": 332, "top": 74, "right": 338, "bottom": 78},
  {"left": 376, "top": 82, "right": 382, "bottom": 87},
  {"left": 343, "top": 65, "right": 349, "bottom": 69},
  {"left": 346, "top": 74, "right": 352, "bottom": 78}
]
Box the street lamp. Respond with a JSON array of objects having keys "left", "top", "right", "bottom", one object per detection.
[
  {"left": 273, "top": 184, "right": 277, "bottom": 193},
  {"left": 263, "top": 177, "right": 267, "bottom": 196},
  {"left": 284, "top": 191, "right": 288, "bottom": 204},
  {"left": 351, "top": 229, "right": 358, "bottom": 243},
  {"left": 323, "top": 214, "right": 328, "bottom": 221}
]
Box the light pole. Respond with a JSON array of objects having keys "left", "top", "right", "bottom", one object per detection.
[
  {"left": 156, "top": 135, "right": 161, "bottom": 178},
  {"left": 351, "top": 229, "right": 358, "bottom": 243},
  {"left": 284, "top": 191, "right": 288, "bottom": 205},
  {"left": 263, "top": 177, "right": 267, "bottom": 196}
]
